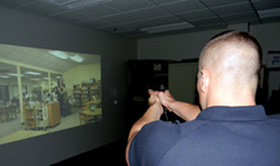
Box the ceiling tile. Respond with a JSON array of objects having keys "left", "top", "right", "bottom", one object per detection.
[
  {"left": 121, "top": 20, "right": 155, "bottom": 29},
  {"left": 6, "top": 51, "right": 25, "bottom": 61},
  {"left": 15, "top": 46, "right": 33, "bottom": 54},
  {"left": 199, "top": 0, "right": 248, "bottom": 8},
  {"left": 221, "top": 11, "right": 259, "bottom": 24},
  {"left": 105, "top": 0, "right": 154, "bottom": 12},
  {"left": 128, "top": 6, "right": 170, "bottom": 19},
  {"left": 49, "top": 11, "right": 92, "bottom": 23},
  {"left": 211, "top": 2, "right": 255, "bottom": 16},
  {"left": 148, "top": 0, "right": 185, "bottom": 5},
  {"left": 251, "top": 0, "right": 280, "bottom": 10},
  {"left": 97, "top": 25, "right": 133, "bottom": 33},
  {"left": 177, "top": 9, "right": 217, "bottom": 21},
  {"left": 102, "top": 13, "right": 140, "bottom": 24},
  {"left": 19, "top": 56, "right": 35, "bottom": 64},
  {"left": 76, "top": 4, "right": 121, "bottom": 18},
  {"left": 146, "top": 15, "right": 184, "bottom": 26},
  {"left": 77, "top": 18, "right": 114, "bottom": 28},
  {"left": 0, "top": 0, "right": 34, "bottom": 7},
  {"left": 0, "top": 45, "right": 13, "bottom": 58},
  {"left": 17, "top": 1, "right": 67, "bottom": 16},
  {"left": 160, "top": 0, "right": 205, "bottom": 14},
  {"left": 188, "top": 17, "right": 225, "bottom": 27}
]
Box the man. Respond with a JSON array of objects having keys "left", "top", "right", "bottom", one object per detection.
[
  {"left": 126, "top": 31, "right": 280, "bottom": 166},
  {"left": 60, "top": 84, "right": 70, "bottom": 117}
]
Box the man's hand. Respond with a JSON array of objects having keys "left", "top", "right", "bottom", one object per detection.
[
  {"left": 148, "top": 89, "right": 175, "bottom": 112},
  {"left": 148, "top": 89, "right": 201, "bottom": 122}
]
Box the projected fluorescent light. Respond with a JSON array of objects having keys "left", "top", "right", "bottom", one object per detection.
[
  {"left": 141, "top": 22, "right": 194, "bottom": 34},
  {"left": 56, "top": 76, "right": 62, "bottom": 79},
  {"left": 43, "top": 77, "right": 49, "bottom": 80},
  {"left": 43, "top": 0, "right": 112, "bottom": 9},
  {"left": 25, "top": 71, "right": 42, "bottom": 75},
  {"left": 258, "top": 7, "right": 280, "bottom": 18},
  {"left": 69, "top": 55, "right": 84, "bottom": 63},
  {"left": 9, "top": 73, "right": 24, "bottom": 77},
  {"left": 30, "top": 78, "right": 40, "bottom": 81},
  {"left": 49, "top": 51, "right": 68, "bottom": 59},
  {"left": 0, "top": 76, "right": 10, "bottom": 78}
]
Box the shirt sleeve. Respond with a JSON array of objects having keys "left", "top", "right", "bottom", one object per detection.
[{"left": 129, "top": 121, "right": 181, "bottom": 166}]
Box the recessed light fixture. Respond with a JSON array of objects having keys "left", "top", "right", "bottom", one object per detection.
[
  {"left": 30, "top": 78, "right": 40, "bottom": 81},
  {"left": 49, "top": 51, "right": 68, "bottom": 59},
  {"left": 141, "top": 22, "right": 194, "bottom": 34},
  {"left": 25, "top": 71, "right": 42, "bottom": 75},
  {"left": 69, "top": 55, "right": 84, "bottom": 63},
  {"left": 9, "top": 73, "right": 24, "bottom": 77},
  {"left": 258, "top": 7, "right": 280, "bottom": 18},
  {"left": 43, "top": 0, "right": 112, "bottom": 9},
  {"left": 0, "top": 75, "right": 10, "bottom": 78}
]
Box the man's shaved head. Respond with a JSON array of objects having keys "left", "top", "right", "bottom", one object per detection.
[
  {"left": 199, "top": 31, "right": 262, "bottom": 85},
  {"left": 197, "top": 31, "right": 263, "bottom": 109}
]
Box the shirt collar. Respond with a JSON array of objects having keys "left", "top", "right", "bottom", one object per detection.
[{"left": 196, "top": 105, "right": 268, "bottom": 121}]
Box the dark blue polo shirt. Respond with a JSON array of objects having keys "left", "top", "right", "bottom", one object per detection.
[{"left": 129, "top": 106, "right": 280, "bottom": 166}]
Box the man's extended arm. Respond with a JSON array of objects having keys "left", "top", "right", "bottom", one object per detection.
[{"left": 125, "top": 91, "right": 163, "bottom": 166}]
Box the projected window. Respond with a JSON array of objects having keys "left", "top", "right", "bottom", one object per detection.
[{"left": 0, "top": 43, "right": 101, "bottom": 145}]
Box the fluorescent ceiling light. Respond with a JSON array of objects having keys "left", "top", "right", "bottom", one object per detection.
[
  {"left": 31, "top": 78, "right": 40, "bottom": 81},
  {"left": 43, "top": 0, "right": 112, "bottom": 9},
  {"left": 69, "top": 55, "right": 84, "bottom": 63},
  {"left": 56, "top": 76, "right": 62, "bottom": 79},
  {"left": 9, "top": 73, "right": 24, "bottom": 77},
  {"left": 44, "top": 0, "right": 79, "bottom": 5},
  {"left": 0, "top": 76, "right": 10, "bottom": 78},
  {"left": 43, "top": 77, "right": 49, "bottom": 80},
  {"left": 25, "top": 71, "right": 42, "bottom": 75},
  {"left": 49, "top": 51, "right": 68, "bottom": 59},
  {"left": 141, "top": 22, "right": 194, "bottom": 34},
  {"left": 258, "top": 7, "right": 280, "bottom": 18}
]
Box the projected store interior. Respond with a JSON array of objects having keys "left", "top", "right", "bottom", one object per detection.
[{"left": 0, "top": 43, "right": 101, "bottom": 145}]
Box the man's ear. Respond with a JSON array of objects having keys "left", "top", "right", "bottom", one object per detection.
[{"left": 199, "top": 69, "right": 210, "bottom": 93}]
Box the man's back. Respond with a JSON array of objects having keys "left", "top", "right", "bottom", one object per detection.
[{"left": 129, "top": 106, "right": 280, "bottom": 166}]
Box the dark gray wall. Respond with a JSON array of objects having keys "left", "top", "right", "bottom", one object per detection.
[{"left": 0, "top": 6, "right": 137, "bottom": 166}]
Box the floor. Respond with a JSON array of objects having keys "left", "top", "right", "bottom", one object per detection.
[
  {"left": 0, "top": 107, "right": 85, "bottom": 142},
  {"left": 51, "top": 138, "right": 128, "bottom": 166}
]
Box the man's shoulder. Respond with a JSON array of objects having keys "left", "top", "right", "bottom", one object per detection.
[{"left": 129, "top": 120, "right": 206, "bottom": 166}]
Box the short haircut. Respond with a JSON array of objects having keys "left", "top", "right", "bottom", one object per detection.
[{"left": 199, "top": 31, "right": 262, "bottom": 83}]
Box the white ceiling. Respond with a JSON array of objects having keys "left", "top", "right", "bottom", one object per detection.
[
  {"left": 0, "top": 0, "right": 279, "bottom": 38},
  {"left": 0, "top": 43, "right": 100, "bottom": 77}
]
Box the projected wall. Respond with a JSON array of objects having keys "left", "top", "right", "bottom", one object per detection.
[{"left": 0, "top": 43, "right": 101, "bottom": 145}]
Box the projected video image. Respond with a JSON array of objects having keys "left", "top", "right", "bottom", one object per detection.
[{"left": 0, "top": 43, "right": 101, "bottom": 145}]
